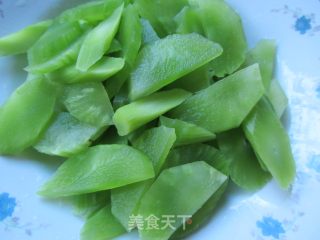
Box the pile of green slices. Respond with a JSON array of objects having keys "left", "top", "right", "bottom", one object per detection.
[{"left": 0, "top": 0, "right": 295, "bottom": 239}]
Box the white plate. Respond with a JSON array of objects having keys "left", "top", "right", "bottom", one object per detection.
[{"left": 1, "top": 0, "right": 320, "bottom": 240}]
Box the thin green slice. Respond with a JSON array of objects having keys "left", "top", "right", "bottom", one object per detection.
[
  {"left": 217, "top": 129, "right": 271, "bottom": 191},
  {"left": 244, "top": 39, "right": 276, "bottom": 87},
  {"left": 165, "top": 64, "right": 210, "bottom": 93},
  {"left": 0, "top": 77, "right": 57, "bottom": 154},
  {"left": 81, "top": 205, "right": 126, "bottom": 240},
  {"left": 98, "top": 127, "right": 128, "bottom": 145},
  {"left": 169, "top": 64, "right": 264, "bottom": 133},
  {"left": 113, "top": 89, "right": 191, "bottom": 136},
  {"left": 141, "top": 18, "right": 160, "bottom": 44},
  {"left": 129, "top": 33, "right": 222, "bottom": 100},
  {"left": 112, "top": 126, "right": 176, "bottom": 231},
  {"left": 242, "top": 98, "right": 296, "bottom": 189},
  {"left": 57, "top": 0, "right": 123, "bottom": 24},
  {"left": 72, "top": 191, "right": 110, "bottom": 219},
  {"left": 34, "top": 112, "right": 102, "bottom": 157},
  {"left": 0, "top": 20, "right": 52, "bottom": 56},
  {"left": 134, "top": 0, "right": 188, "bottom": 36},
  {"left": 165, "top": 143, "right": 218, "bottom": 168},
  {"left": 107, "top": 39, "right": 122, "bottom": 54},
  {"left": 172, "top": 180, "right": 228, "bottom": 239},
  {"left": 38, "top": 144, "right": 155, "bottom": 197},
  {"left": 266, "top": 79, "right": 288, "bottom": 118},
  {"left": 77, "top": 4, "right": 124, "bottom": 71},
  {"left": 133, "top": 126, "right": 176, "bottom": 174},
  {"left": 47, "top": 57, "right": 124, "bottom": 84},
  {"left": 138, "top": 161, "right": 227, "bottom": 240},
  {"left": 160, "top": 116, "right": 215, "bottom": 146},
  {"left": 63, "top": 82, "right": 114, "bottom": 127},
  {"left": 27, "top": 21, "right": 88, "bottom": 73},
  {"left": 105, "top": 4, "right": 142, "bottom": 98},
  {"left": 189, "top": 0, "right": 247, "bottom": 77}
]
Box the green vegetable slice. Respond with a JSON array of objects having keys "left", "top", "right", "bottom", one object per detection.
[
  {"left": 72, "top": 191, "right": 109, "bottom": 219},
  {"left": 133, "top": 126, "right": 176, "bottom": 175},
  {"left": 46, "top": 57, "right": 124, "bottom": 84},
  {"left": 172, "top": 180, "right": 228, "bottom": 239},
  {"left": 160, "top": 116, "right": 215, "bottom": 146},
  {"left": 106, "top": 66, "right": 131, "bottom": 99},
  {"left": 188, "top": 0, "right": 247, "bottom": 77},
  {"left": 134, "top": 0, "right": 188, "bottom": 36},
  {"left": 112, "top": 83, "right": 130, "bottom": 110},
  {"left": 141, "top": 18, "right": 160, "bottom": 44},
  {"left": 62, "top": 82, "right": 114, "bottom": 127},
  {"left": 76, "top": 4, "right": 124, "bottom": 71},
  {"left": 107, "top": 39, "right": 122, "bottom": 54},
  {"left": 138, "top": 161, "right": 227, "bottom": 240},
  {"left": 0, "top": 20, "right": 52, "bottom": 56},
  {"left": 118, "top": 4, "right": 142, "bottom": 68},
  {"left": 113, "top": 89, "right": 191, "bottom": 136},
  {"left": 57, "top": 0, "right": 123, "bottom": 24},
  {"left": 244, "top": 39, "right": 276, "bottom": 88},
  {"left": 174, "top": 6, "right": 204, "bottom": 35},
  {"left": 34, "top": 112, "right": 102, "bottom": 157},
  {"left": 129, "top": 33, "right": 222, "bottom": 100},
  {"left": 112, "top": 181, "right": 151, "bottom": 232},
  {"left": 112, "top": 126, "right": 176, "bottom": 230},
  {"left": 243, "top": 98, "right": 295, "bottom": 189},
  {"left": 38, "top": 144, "right": 155, "bottom": 197},
  {"left": 169, "top": 64, "right": 264, "bottom": 133},
  {"left": 266, "top": 79, "right": 288, "bottom": 118},
  {"left": 105, "top": 4, "right": 142, "bottom": 98},
  {"left": 216, "top": 129, "right": 271, "bottom": 191},
  {"left": 165, "top": 143, "right": 218, "bottom": 168},
  {"left": 165, "top": 64, "right": 210, "bottom": 93},
  {"left": 243, "top": 40, "right": 287, "bottom": 117},
  {"left": 0, "top": 77, "right": 57, "bottom": 154},
  {"left": 26, "top": 21, "right": 88, "bottom": 73},
  {"left": 127, "top": 120, "right": 158, "bottom": 144},
  {"left": 98, "top": 127, "right": 128, "bottom": 145},
  {"left": 81, "top": 204, "right": 126, "bottom": 240},
  {"left": 209, "top": 147, "right": 240, "bottom": 176},
  {"left": 29, "top": 36, "right": 84, "bottom": 74}
]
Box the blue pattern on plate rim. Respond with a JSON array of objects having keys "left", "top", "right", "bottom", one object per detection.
[
  {"left": 294, "top": 16, "right": 312, "bottom": 34},
  {"left": 271, "top": 5, "right": 320, "bottom": 35},
  {"left": 256, "top": 217, "right": 285, "bottom": 239},
  {"left": 0, "top": 192, "right": 16, "bottom": 221},
  {"left": 0, "top": 192, "right": 48, "bottom": 236}
]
